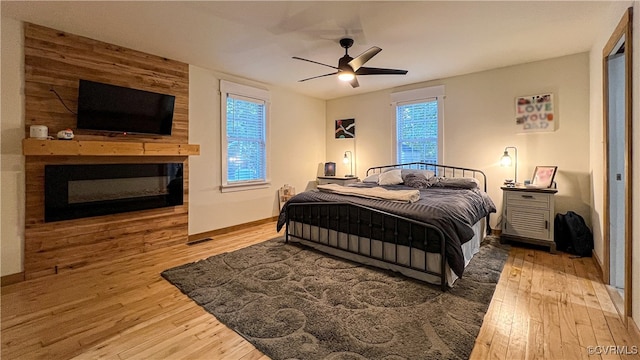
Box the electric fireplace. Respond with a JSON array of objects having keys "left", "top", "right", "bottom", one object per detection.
[{"left": 44, "top": 163, "right": 183, "bottom": 222}]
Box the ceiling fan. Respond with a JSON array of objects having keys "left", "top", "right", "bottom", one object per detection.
[{"left": 293, "top": 38, "right": 408, "bottom": 88}]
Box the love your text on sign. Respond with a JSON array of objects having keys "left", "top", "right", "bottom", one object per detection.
[{"left": 515, "top": 93, "right": 554, "bottom": 132}]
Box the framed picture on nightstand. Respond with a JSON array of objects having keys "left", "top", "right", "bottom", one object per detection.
[
  {"left": 531, "top": 166, "right": 557, "bottom": 188},
  {"left": 324, "top": 162, "right": 336, "bottom": 176}
]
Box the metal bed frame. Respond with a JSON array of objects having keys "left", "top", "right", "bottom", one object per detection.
[{"left": 284, "top": 162, "right": 490, "bottom": 291}]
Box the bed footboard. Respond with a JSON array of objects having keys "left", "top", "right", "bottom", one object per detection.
[{"left": 285, "top": 201, "right": 448, "bottom": 291}]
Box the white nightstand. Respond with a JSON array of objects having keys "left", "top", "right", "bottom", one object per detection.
[
  {"left": 317, "top": 176, "right": 359, "bottom": 186},
  {"left": 500, "top": 186, "right": 558, "bottom": 253}
]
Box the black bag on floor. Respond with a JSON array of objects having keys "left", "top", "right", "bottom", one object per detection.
[{"left": 554, "top": 211, "right": 593, "bottom": 257}]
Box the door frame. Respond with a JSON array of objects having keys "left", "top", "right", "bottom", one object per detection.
[{"left": 602, "top": 7, "right": 633, "bottom": 321}]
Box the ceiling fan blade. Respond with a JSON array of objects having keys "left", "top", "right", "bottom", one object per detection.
[
  {"left": 349, "top": 77, "right": 359, "bottom": 88},
  {"left": 348, "top": 46, "right": 381, "bottom": 71},
  {"left": 292, "top": 56, "right": 339, "bottom": 70},
  {"left": 355, "top": 67, "right": 408, "bottom": 76},
  {"left": 298, "top": 72, "right": 338, "bottom": 82}
]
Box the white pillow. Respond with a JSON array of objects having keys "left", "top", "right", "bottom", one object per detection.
[
  {"left": 362, "top": 173, "right": 380, "bottom": 183},
  {"left": 377, "top": 169, "right": 403, "bottom": 185}
]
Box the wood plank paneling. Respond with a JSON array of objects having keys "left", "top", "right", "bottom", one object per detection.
[
  {"left": 23, "top": 22, "right": 188, "bottom": 144},
  {"left": 23, "top": 23, "right": 191, "bottom": 279}
]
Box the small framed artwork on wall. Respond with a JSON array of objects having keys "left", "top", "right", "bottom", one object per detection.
[{"left": 335, "top": 118, "right": 355, "bottom": 138}]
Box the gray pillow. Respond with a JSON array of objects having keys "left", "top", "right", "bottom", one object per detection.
[
  {"left": 403, "top": 173, "right": 431, "bottom": 189},
  {"left": 401, "top": 169, "right": 435, "bottom": 183},
  {"left": 429, "top": 176, "right": 479, "bottom": 189}
]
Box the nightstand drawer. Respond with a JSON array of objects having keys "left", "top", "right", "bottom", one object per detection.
[{"left": 505, "top": 191, "right": 550, "bottom": 209}]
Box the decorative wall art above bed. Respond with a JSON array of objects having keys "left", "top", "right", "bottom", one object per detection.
[
  {"left": 335, "top": 118, "right": 355, "bottom": 138},
  {"left": 515, "top": 93, "right": 555, "bottom": 133}
]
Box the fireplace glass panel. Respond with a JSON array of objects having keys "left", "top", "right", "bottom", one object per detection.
[
  {"left": 68, "top": 177, "right": 170, "bottom": 204},
  {"left": 45, "top": 163, "right": 183, "bottom": 222}
]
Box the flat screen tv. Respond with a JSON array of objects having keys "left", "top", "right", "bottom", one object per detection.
[{"left": 77, "top": 79, "right": 175, "bottom": 135}]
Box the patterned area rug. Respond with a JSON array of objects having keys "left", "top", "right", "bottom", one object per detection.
[{"left": 162, "top": 236, "right": 509, "bottom": 360}]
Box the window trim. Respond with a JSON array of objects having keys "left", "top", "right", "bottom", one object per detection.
[
  {"left": 220, "top": 80, "right": 271, "bottom": 192},
  {"left": 390, "top": 85, "right": 445, "bottom": 164}
]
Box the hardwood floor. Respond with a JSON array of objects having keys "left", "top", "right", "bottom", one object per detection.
[
  {"left": 2, "top": 220, "right": 639, "bottom": 359},
  {"left": 470, "top": 243, "right": 640, "bottom": 360}
]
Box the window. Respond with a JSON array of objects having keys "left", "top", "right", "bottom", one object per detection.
[
  {"left": 391, "top": 85, "right": 444, "bottom": 164},
  {"left": 220, "top": 80, "right": 270, "bottom": 192}
]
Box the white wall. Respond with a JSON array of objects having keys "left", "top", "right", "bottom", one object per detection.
[
  {"left": 327, "top": 53, "right": 592, "bottom": 230},
  {"left": 1, "top": 17, "right": 25, "bottom": 276},
  {"left": 188, "top": 66, "right": 326, "bottom": 235}
]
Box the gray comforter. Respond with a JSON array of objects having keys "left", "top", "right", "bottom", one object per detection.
[{"left": 277, "top": 184, "right": 496, "bottom": 277}]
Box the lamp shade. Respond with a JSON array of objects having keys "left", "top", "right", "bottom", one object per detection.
[
  {"left": 500, "top": 146, "right": 518, "bottom": 182},
  {"left": 500, "top": 151, "right": 512, "bottom": 167},
  {"left": 343, "top": 151, "right": 354, "bottom": 177}
]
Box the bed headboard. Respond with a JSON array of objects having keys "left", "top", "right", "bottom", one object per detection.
[{"left": 365, "top": 162, "right": 488, "bottom": 192}]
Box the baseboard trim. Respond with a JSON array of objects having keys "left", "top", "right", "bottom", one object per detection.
[
  {"left": 591, "top": 249, "right": 604, "bottom": 281},
  {"left": 1, "top": 272, "right": 25, "bottom": 287},
  {"left": 188, "top": 216, "right": 279, "bottom": 242},
  {"left": 629, "top": 316, "right": 640, "bottom": 345}
]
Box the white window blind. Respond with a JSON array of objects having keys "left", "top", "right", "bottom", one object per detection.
[
  {"left": 220, "top": 80, "right": 270, "bottom": 192},
  {"left": 396, "top": 99, "right": 439, "bottom": 164},
  {"left": 391, "top": 85, "right": 444, "bottom": 164},
  {"left": 226, "top": 94, "right": 266, "bottom": 182}
]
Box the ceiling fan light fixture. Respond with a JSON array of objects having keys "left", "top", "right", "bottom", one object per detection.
[{"left": 338, "top": 72, "right": 355, "bottom": 81}]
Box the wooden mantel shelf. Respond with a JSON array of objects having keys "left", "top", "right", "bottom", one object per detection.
[{"left": 23, "top": 138, "right": 200, "bottom": 156}]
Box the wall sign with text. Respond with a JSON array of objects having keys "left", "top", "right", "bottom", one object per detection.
[{"left": 515, "top": 93, "right": 555, "bottom": 133}]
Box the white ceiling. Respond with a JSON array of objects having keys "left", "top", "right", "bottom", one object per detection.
[{"left": 2, "top": 1, "right": 617, "bottom": 100}]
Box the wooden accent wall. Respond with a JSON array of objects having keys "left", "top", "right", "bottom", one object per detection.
[
  {"left": 23, "top": 23, "right": 191, "bottom": 279},
  {"left": 24, "top": 23, "right": 189, "bottom": 143}
]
